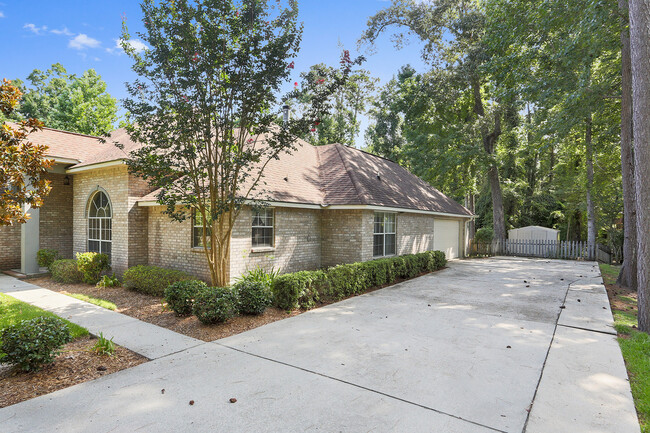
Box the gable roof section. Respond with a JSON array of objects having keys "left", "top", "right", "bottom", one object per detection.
[
  {"left": 68, "top": 128, "right": 141, "bottom": 169},
  {"left": 7, "top": 125, "right": 110, "bottom": 164}
]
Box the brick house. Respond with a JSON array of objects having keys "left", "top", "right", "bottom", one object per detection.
[{"left": 0, "top": 127, "right": 474, "bottom": 282}]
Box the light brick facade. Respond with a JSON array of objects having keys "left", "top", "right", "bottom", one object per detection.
[{"left": 0, "top": 224, "right": 21, "bottom": 269}]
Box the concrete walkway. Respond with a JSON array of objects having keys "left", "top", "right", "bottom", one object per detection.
[
  {"left": 0, "top": 258, "right": 640, "bottom": 433},
  {"left": 0, "top": 274, "right": 202, "bottom": 359}
]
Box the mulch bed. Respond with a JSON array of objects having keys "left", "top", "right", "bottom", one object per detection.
[
  {"left": 29, "top": 277, "right": 302, "bottom": 342},
  {"left": 0, "top": 336, "right": 146, "bottom": 408}
]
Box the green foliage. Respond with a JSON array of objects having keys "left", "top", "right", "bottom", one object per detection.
[
  {"left": 120, "top": 0, "right": 361, "bottom": 287},
  {"left": 0, "top": 293, "right": 87, "bottom": 339},
  {"left": 50, "top": 259, "right": 83, "bottom": 284},
  {"left": 96, "top": 273, "right": 121, "bottom": 288},
  {"left": 192, "top": 286, "right": 238, "bottom": 324},
  {"left": 475, "top": 228, "right": 494, "bottom": 244},
  {"left": 0, "top": 316, "right": 72, "bottom": 371},
  {"left": 91, "top": 332, "right": 116, "bottom": 356},
  {"left": 123, "top": 265, "right": 193, "bottom": 296},
  {"left": 37, "top": 248, "right": 59, "bottom": 270},
  {"left": 164, "top": 280, "right": 207, "bottom": 316},
  {"left": 272, "top": 270, "right": 326, "bottom": 311},
  {"left": 271, "top": 251, "right": 446, "bottom": 311},
  {"left": 15, "top": 63, "right": 119, "bottom": 135},
  {"left": 233, "top": 280, "right": 273, "bottom": 315},
  {"left": 235, "top": 266, "right": 280, "bottom": 288},
  {"left": 75, "top": 252, "right": 110, "bottom": 284}
]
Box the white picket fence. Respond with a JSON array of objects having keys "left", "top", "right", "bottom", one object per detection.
[{"left": 470, "top": 239, "right": 598, "bottom": 261}]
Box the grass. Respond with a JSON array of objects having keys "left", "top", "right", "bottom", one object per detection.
[
  {"left": 0, "top": 293, "right": 88, "bottom": 339},
  {"left": 64, "top": 293, "right": 116, "bottom": 310},
  {"left": 599, "top": 264, "right": 649, "bottom": 432}
]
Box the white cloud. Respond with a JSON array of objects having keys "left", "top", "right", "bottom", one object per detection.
[
  {"left": 51, "top": 26, "right": 73, "bottom": 36},
  {"left": 108, "top": 38, "right": 148, "bottom": 54},
  {"left": 24, "top": 23, "right": 47, "bottom": 34},
  {"left": 68, "top": 33, "right": 100, "bottom": 50},
  {"left": 0, "top": 12, "right": 5, "bottom": 18}
]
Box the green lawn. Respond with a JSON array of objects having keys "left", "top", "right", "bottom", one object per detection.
[
  {"left": 599, "top": 264, "right": 649, "bottom": 432},
  {"left": 0, "top": 293, "right": 88, "bottom": 339},
  {"left": 64, "top": 293, "right": 117, "bottom": 311}
]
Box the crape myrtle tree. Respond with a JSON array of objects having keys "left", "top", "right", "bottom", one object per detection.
[
  {"left": 0, "top": 79, "right": 52, "bottom": 225},
  {"left": 119, "top": 0, "right": 359, "bottom": 286}
]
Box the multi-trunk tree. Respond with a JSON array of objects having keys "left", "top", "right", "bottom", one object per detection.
[{"left": 120, "top": 0, "right": 357, "bottom": 286}]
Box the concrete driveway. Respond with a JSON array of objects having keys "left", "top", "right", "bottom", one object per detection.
[{"left": 0, "top": 257, "right": 640, "bottom": 433}]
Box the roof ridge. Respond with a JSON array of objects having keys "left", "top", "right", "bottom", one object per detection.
[
  {"left": 41, "top": 126, "right": 104, "bottom": 140},
  {"left": 338, "top": 143, "right": 399, "bottom": 165},
  {"left": 334, "top": 144, "right": 366, "bottom": 204}
]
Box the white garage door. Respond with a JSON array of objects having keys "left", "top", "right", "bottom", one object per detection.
[{"left": 434, "top": 219, "right": 460, "bottom": 259}]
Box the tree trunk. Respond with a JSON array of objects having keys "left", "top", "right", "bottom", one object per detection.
[
  {"left": 488, "top": 165, "right": 506, "bottom": 241},
  {"left": 618, "top": 0, "right": 638, "bottom": 289},
  {"left": 466, "top": 193, "right": 476, "bottom": 239},
  {"left": 629, "top": 0, "right": 650, "bottom": 332},
  {"left": 585, "top": 115, "right": 597, "bottom": 257}
]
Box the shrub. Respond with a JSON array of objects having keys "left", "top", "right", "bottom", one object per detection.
[
  {"left": 235, "top": 266, "right": 280, "bottom": 287},
  {"left": 37, "top": 248, "right": 59, "bottom": 271},
  {"left": 272, "top": 270, "right": 326, "bottom": 310},
  {"left": 475, "top": 227, "right": 494, "bottom": 244},
  {"left": 0, "top": 316, "right": 72, "bottom": 371},
  {"left": 123, "top": 265, "right": 193, "bottom": 296},
  {"left": 324, "top": 264, "right": 367, "bottom": 299},
  {"left": 97, "top": 273, "right": 121, "bottom": 288},
  {"left": 76, "top": 252, "right": 110, "bottom": 284},
  {"left": 50, "top": 259, "right": 83, "bottom": 284},
  {"left": 192, "top": 286, "right": 238, "bottom": 324},
  {"left": 234, "top": 280, "right": 273, "bottom": 315},
  {"left": 164, "top": 280, "right": 207, "bottom": 316}
]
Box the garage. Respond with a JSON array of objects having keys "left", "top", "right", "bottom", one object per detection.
[{"left": 433, "top": 219, "right": 460, "bottom": 259}]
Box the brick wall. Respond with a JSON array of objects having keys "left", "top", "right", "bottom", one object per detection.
[
  {"left": 40, "top": 172, "right": 74, "bottom": 259},
  {"left": 0, "top": 224, "right": 20, "bottom": 270},
  {"left": 230, "top": 207, "right": 321, "bottom": 281},
  {"left": 396, "top": 213, "right": 435, "bottom": 255},
  {"left": 320, "top": 209, "right": 366, "bottom": 267}
]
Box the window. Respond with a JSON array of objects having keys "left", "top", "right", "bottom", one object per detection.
[
  {"left": 373, "top": 212, "right": 396, "bottom": 257},
  {"left": 252, "top": 208, "right": 274, "bottom": 248},
  {"left": 87, "top": 191, "right": 112, "bottom": 260},
  {"left": 192, "top": 210, "right": 211, "bottom": 248}
]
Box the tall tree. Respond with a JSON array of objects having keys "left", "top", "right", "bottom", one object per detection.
[
  {"left": 0, "top": 79, "right": 52, "bottom": 225},
  {"left": 292, "top": 64, "right": 377, "bottom": 146},
  {"left": 629, "top": 0, "right": 650, "bottom": 332},
  {"left": 361, "top": 0, "right": 508, "bottom": 241},
  {"left": 16, "top": 63, "right": 118, "bottom": 136},
  {"left": 618, "top": 0, "right": 638, "bottom": 289},
  {"left": 120, "top": 0, "right": 356, "bottom": 286}
]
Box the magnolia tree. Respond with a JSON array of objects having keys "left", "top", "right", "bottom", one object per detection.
[
  {"left": 0, "top": 79, "right": 52, "bottom": 226},
  {"left": 119, "top": 0, "right": 359, "bottom": 286}
]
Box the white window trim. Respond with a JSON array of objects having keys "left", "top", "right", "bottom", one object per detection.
[
  {"left": 192, "top": 210, "right": 211, "bottom": 249},
  {"left": 252, "top": 208, "right": 275, "bottom": 249},
  {"left": 373, "top": 212, "right": 397, "bottom": 257},
  {"left": 87, "top": 191, "right": 112, "bottom": 259}
]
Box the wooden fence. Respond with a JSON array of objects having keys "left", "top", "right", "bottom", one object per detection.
[{"left": 469, "top": 239, "right": 600, "bottom": 261}]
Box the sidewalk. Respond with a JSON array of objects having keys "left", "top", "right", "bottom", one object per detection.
[{"left": 0, "top": 274, "right": 203, "bottom": 360}]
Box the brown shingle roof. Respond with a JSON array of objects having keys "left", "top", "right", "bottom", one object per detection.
[
  {"left": 8, "top": 125, "right": 110, "bottom": 163},
  {"left": 69, "top": 128, "right": 141, "bottom": 168},
  {"left": 138, "top": 140, "right": 472, "bottom": 217}
]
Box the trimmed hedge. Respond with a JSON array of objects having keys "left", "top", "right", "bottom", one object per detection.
[
  {"left": 192, "top": 286, "right": 238, "bottom": 324},
  {"left": 272, "top": 251, "right": 446, "bottom": 311},
  {"left": 164, "top": 280, "right": 207, "bottom": 316},
  {"left": 50, "top": 259, "right": 83, "bottom": 284},
  {"left": 37, "top": 248, "right": 60, "bottom": 271},
  {"left": 234, "top": 280, "right": 273, "bottom": 315},
  {"left": 123, "top": 265, "right": 193, "bottom": 296},
  {"left": 76, "top": 252, "right": 110, "bottom": 284}
]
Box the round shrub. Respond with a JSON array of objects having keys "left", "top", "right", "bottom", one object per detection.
[
  {"left": 123, "top": 265, "right": 193, "bottom": 296},
  {"left": 50, "top": 259, "right": 83, "bottom": 284},
  {"left": 475, "top": 227, "right": 494, "bottom": 244},
  {"left": 164, "top": 280, "right": 207, "bottom": 316},
  {"left": 233, "top": 280, "right": 272, "bottom": 315},
  {"left": 37, "top": 248, "right": 60, "bottom": 271},
  {"left": 192, "top": 287, "right": 237, "bottom": 324},
  {"left": 0, "top": 316, "right": 72, "bottom": 372},
  {"left": 76, "top": 252, "right": 110, "bottom": 284}
]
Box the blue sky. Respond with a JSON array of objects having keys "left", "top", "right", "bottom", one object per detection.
[{"left": 2, "top": 0, "right": 427, "bottom": 145}]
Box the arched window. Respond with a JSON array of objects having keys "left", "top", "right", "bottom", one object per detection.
[{"left": 88, "top": 191, "right": 112, "bottom": 260}]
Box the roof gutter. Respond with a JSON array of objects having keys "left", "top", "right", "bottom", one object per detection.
[
  {"left": 66, "top": 159, "right": 125, "bottom": 174},
  {"left": 49, "top": 156, "right": 81, "bottom": 165}
]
